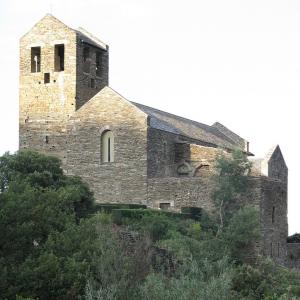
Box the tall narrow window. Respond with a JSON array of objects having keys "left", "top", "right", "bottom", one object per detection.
[
  {"left": 54, "top": 44, "right": 64, "bottom": 71},
  {"left": 90, "top": 78, "right": 95, "bottom": 88},
  {"left": 83, "top": 47, "right": 90, "bottom": 61},
  {"left": 272, "top": 206, "right": 275, "bottom": 224},
  {"left": 163, "top": 142, "right": 167, "bottom": 158},
  {"left": 83, "top": 47, "right": 90, "bottom": 73},
  {"left": 31, "top": 47, "right": 41, "bottom": 73},
  {"left": 270, "top": 242, "right": 273, "bottom": 257},
  {"left": 96, "top": 51, "right": 103, "bottom": 77},
  {"left": 101, "top": 131, "right": 114, "bottom": 163}
]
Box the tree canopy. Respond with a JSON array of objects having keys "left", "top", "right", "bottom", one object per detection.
[{"left": 1, "top": 150, "right": 300, "bottom": 300}]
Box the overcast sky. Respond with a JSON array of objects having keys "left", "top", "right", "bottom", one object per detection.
[{"left": 0, "top": 0, "right": 299, "bottom": 233}]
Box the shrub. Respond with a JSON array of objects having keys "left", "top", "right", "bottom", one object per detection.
[
  {"left": 92, "top": 203, "right": 147, "bottom": 214},
  {"left": 111, "top": 208, "right": 190, "bottom": 225},
  {"left": 181, "top": 206, "right": 202, "bottom": 218}
]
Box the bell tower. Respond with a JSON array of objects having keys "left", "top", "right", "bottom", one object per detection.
[{"left": 19, "top": 14, "right": 108, "bottom": 161}]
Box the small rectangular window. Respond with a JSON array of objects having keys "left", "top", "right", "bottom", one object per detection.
[
  {"left": 272, "top": 206, "right": 275, "bottom": 224},
  {"left": 44, "top": 73, "right": 50, "bottom": 84},
  {"left": 159, "top": 203, "right": 170, "bottom": 210},
  {"left": 96, "top": 51, "right": 103, "bottom": 77},
  {"left": 45, "top": 136, "right": 49, "bottom": 144},
  {"left": 31, "top": 47, "right": 41, "bottom": 73},
  {"left": 54, "top": 44, "right": 64, "bottom": 71}
]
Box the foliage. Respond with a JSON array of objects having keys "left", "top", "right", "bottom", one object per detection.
[
  {"left": 138, "top": 258, "right": 233, "bottom": 300},
  {"left": 0, "top": 151, "right": 93, "bottom": 298},
  {"left": 111, "top": 208, "right": 189, "bottom": 225},
  {"left": 212, "top": 149, "right": 252, "bottom": 231},
  {"left": 1, "top": 150, "right": 300, "bottom": 299},
  {"left": 91, "top": 203, "right": 147, "bottom": 214},
  {"left": 223, "top": 206, "right": 260, "bottom": 263},
  {"left": 232, "top": 258, "right": 300, "bottom": 299}
]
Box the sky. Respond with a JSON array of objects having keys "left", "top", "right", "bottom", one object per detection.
[{"left": 0, "top": 0, "right": 299, "bottom": 233}]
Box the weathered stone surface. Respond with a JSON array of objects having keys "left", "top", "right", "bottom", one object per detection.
[
  {"left": 257, "top": 177, "right": 288, "bottom": 265},
  {"left": 66, "top": 87, "right": 148, "bottom": 204}
]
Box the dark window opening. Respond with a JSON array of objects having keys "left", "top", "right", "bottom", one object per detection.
[
  {"left": 96, "top": 51, "right": 103, "bottom": 77},
  {"left": 277, "top": 242, "right": 280, "bottom": 257},
  {"left": 83, "top": 47, "right": 90, "bottom": 61},
  {"left": 83, "top": 47, "right": 90, "bottom": 73},
  {"left": 163, "top": 142, "right": 167, "bottom": 158},
  {"left": 54, "top": 44, "right": 64, "bottom": 71},
  {"left": 159, "top": 203, "right": 171, "bottom": 210},
  {"left": 91, "top": 78, "right": 95, "bottom": 88},
  {"left": 45, "top": 136, "right": 49, "bottom": 144},
  {"left": 31, "top": 47, "right": 41, "bottom": 73},
  {"left": 272, "top": 206, "right": 275, "bottom": 224},
  {"left": 108, "top": 137, "right": 111, "bottom": 162},
  {"left": 270, "top": 242, "right": 273, "bottom": 257},
  {"left": 44, "top": 73, "right": 50, "bottom": 84},
  {"left": 101, "top": 131, "right": 114, "bottom": 163}
]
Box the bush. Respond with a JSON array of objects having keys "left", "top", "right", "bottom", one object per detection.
[
  {"left": 111, "top": 208, "right": 190, "bottom": 225},
  {"left": 232, "top": 258, "right": 300, "bottom": 299},
  {"left": 181, "top": 206, "right": 202, "bottom": 218},
  {"left": 91, "top": 203, "right": 147, "bottom": 214}
]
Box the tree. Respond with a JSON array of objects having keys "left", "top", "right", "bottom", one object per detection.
[
  {"left": 212, "top": 149, "right": 252, "bottom": 233},
  {"left": 0, "top": 151, "right": 94, "bottom": 299}
]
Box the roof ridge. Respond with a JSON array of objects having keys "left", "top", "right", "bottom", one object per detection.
[
  {"left": 131, "top": 101, "right": 212, "bottom": 129},
  {"left": 131, "top": 101, "right": 242, "bottom": 148}
]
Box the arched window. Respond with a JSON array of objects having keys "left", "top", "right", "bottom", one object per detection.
[{"left": 101, "top": 130, "right": 114, "bottom": 162}]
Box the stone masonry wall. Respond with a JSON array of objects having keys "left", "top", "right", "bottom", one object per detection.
[
  {"left": 147, "top": 177, "right": 215, "bottom": 211},
  {"left": 19, "top": 15, "right": 77, "bottom": 162},
  {"left": 75, "top": 33, "right": 109, "bottom": 110},
  {"left": 66, "top": 87, "right": 149, "bottom": 204},
  {"left": 258, "top": 177, "right": 288, "bottom": 265},
  {"left": 147, "top": 129, "right": 177, "bottom": 177},
  {"left": 147, "top": 128, "right": 224, "bottom": 178}
]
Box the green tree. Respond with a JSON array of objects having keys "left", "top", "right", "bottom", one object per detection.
[
  {"left": 0, "top": 151, "right": 94, "bottom": 299},
  {"left": 212, "top": 149, "right": 252, "bottom": 233}
]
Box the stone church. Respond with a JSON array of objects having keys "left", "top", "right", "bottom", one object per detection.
[{"left": 19, "top": 14, "right": 295, "bottom": 265}]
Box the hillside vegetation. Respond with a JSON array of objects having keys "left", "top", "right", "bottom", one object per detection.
[{"left": 0, "top": 151, "right": 300, "bottom": 300}]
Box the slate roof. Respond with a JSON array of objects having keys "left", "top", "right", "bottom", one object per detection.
[{"left": 131, "top": 102, "right": 246, "bottom": 150}]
